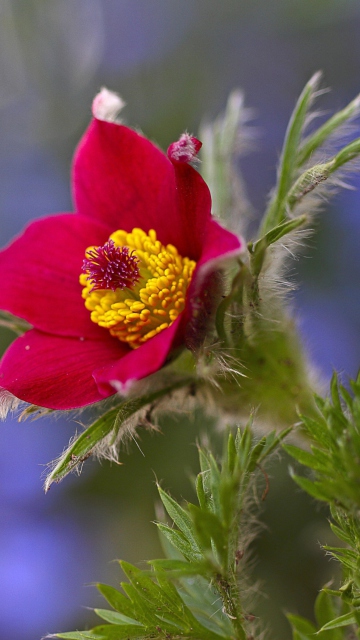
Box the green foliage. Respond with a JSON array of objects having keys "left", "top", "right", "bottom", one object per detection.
[
  {"left": 203, "top": 76, "right": 360, "bottom": 428},
  {"left": 261, "top": 71, "right": 322, "bottom": 235},
  {"left": 44, "top": 379, "right": 193, "bottom": 492},
  {"left": 285, "top": 372, "right": 360, "bottom": 512},
  {"left": 54, "top": 425, "right": 289, "bottom": 640},
  {"left": 260, "top": 74, "right": 360, "bottom": 239},
  {"left": 199, "top": 90, "right": 251, "bottom": 223},
  {"left": 285, "top": 373, "right": 360, "bottom": 638}
]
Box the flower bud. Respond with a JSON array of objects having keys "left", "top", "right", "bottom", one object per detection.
[{"left": 167, "top": 133, "right": 202, "bottom": 163}]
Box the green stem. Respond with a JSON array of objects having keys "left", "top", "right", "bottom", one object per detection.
[{"left": 215, "top": 572, "right": 247, "bottom": 640}]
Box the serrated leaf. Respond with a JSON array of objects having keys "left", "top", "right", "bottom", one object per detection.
[
  {"left": 55, "top": 633, "right": 101, "bottom": 640},
  {"left": 96, "top": 583, "right": 137, "bottom": 620},
  {"left": 180, "top": 577, "right": 233, "bottom": 637},
  {"left": 120, "top": 562, "right": 165, "bottom": 608},
  {"left": 226, "top": 431, "right": 237, "bottom": 475},
  {"left": 158, "top": 487, "right": 201, "bottom": 554},
  {"left": 330, "top": 374, "right": 342, "bottom": 413},
  {"left": 94, "top": 609, "right": 141, "bottom": 626},
  {"left": 329, "top": 523, "right": 352, "bottom": 546},
  {"left": 120, "top": 560, "right": 192, "bottom": 630},
  {"left": 156, "top": 524, "right": 203, "bottom": 562},
  {"left": 219, "top": 476, "right": 238, "bottom": 530},
  {"left": 120, "top": 582, "right": 154, "bottom": 626},
  {"left": 208, "top": 454, "right": 222, "bottom": 515},
  {"left": 291, "top": 474, "right": 331, "bottom": 502},
  {"left": 148, "top": 566, "right": 189, "bottom": 611},
  {"left": 236, "top": 425, "right": 252, "bottom": 467},
  {"left": 318, "top": 611, "right": 357, "bottom": 632},
  {"left": 339, "top": 385, "right": 353, "bottom": 411},
  {"left": 196, "top": 473, "right": 209, "bottom": 511},
  {"left": 44, "top": 405, "right": 120, "bottom": 491},
  {"left": 188, "top": 504, "right": 226, "bottom": 562},
  {"left": 300, "top": 414, "right": 331, "bottom": 448},
  {"left": 91, "top": 624, "right": 148, "bottom": 639},
  {"left": 287, "top": 613, "right": 317, "bottom": 639},
  {"left": 198, "top": 448, "right": 211, "bottom": 474},
  {"left": 247, "top": 437, "right": 267, "bottom": 472},
  {"left": 259, "top": 426, "right": 292, "bottom": 462},
  {"left": 149, "top": 559, "right": 208, "bottom": 577},
  {"left": 315, "top": 591, "right": 342, "bottom": 640},
  {"left": 45, "top": 383, "right": 188, "bottom": 491},
  {"left": 284, "top": 444, "right": 329, "bottom": 472}
]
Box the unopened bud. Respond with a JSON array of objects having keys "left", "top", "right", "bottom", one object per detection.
[{"left": 167, "top": 133, "right": 202, "bottom": 163}]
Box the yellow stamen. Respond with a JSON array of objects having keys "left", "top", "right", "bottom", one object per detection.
[{"left": 80, "top": 228, "right": 196, "bottom": 349}]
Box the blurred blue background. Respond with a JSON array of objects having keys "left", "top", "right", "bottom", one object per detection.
[{"left": 1, "top": 1, "right": 360, "bottom": 638}]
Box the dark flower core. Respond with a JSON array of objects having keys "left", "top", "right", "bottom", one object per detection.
[{"left": 82, "top": 239, "right": 140, "bottom": 292}]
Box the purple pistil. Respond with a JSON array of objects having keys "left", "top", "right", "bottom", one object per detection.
[{"left": 82, "top": 240, "right": 141, "bottom": 291}]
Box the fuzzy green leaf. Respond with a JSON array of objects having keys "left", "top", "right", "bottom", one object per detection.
[
  {"left": 45, "top": 382, "right": 190, "bottom": 491},
  {"left": 284, "top": 444, "right": 328, "bottom": 472},
  {"left": 196, "top": 473, "right": 209, "bottom": 511},
  {"left": 329, "top": 523, "right": 352, "bottom": 546},
  {"left": 188, "top": 504, "right": 226, "bottom": 561},
  {"left": 297, "top": 94, "right": 360, "bottom": 166},
  {"left": 120, "top": 562, "right": 168, "bottom": 609},
  {"left": 315, "top": 591, "right": 343, "bottom": 640},
  {"left": 156, "top": 523, "right": 203, "bottom": 562},
  {"left": 287, "top": 613, "right": 317, "bottom": 640},
  {"left": 88, "top": 624, "right": 147, "bottom": 639},
  {"left": 55, "top": 633, "right": 102, "bottom": 639},
  {"left": 261, "top": 71, "right": 322, "bottom": 234},
  {"left": 158, "top": 487, "right": 201, "bottom": 554},
  {"left": 236, "top": 425, "right": 253, "bottom": 470},
  {"left": 317, "top": 611, "right": 357, "bottom": 632},
  {"left": 96, "top": 583, "right": 137, "bottom": 620},
  {"left": 119, "top": 582, "right": 154, "bottom": 627},
  {"left": 226, "top": 431, "right": 237, "bottom": 475},
  {"left": 199, "top": 90, "right": 249, "bottom": 222},
  {"left": 246, "top": 437, "right": 267, "bottom": 472},
  {"left": 149, "top": 559, "right": 208, "bottom": 576},
  {"left": 259, "top": 426, "right": 293, "bottom": 462},
  {"left": 249, "top": 216, "right": 307, "bottom": 277},
  {"left": 44, "top": 405, "right": 120, "bottom": 492},
  {"left": 291, "top": 474, "right": 332, "bottom": 502},
  {"left": 94, "top": 609, "right": 141, "bottom": 626}
]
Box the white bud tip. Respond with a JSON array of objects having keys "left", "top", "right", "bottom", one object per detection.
[
  {"left": 110, "top": 378, "right": 136, "bottom": 396},
  {"left": 92, "top": 88, "right": 125, "bottom": 123}
]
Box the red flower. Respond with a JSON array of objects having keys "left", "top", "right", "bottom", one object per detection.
[{"left": 0, "top": 92, "right": 243, "bottom": 410}]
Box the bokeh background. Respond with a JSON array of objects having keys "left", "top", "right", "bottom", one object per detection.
[{"left": 1, "top": 1, "right": 360, "bottom": 639}]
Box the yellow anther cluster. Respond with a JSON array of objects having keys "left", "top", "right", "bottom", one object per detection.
[{"left": 80, "top": 228, "right": 196, "bottom": 348}]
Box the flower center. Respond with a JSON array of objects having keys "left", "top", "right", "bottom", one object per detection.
[
  {"left": 80, "top": 228, "right": 196, "bottom": 349},
  {"left": 82, "top": 240, "right": 140, "bottom": 292}
]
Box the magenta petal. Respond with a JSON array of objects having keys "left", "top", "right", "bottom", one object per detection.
[
  {"left": 94, "top": 317, "right": 182, "bottom": 396},
  {"left": 72, "top": 119, "right": 212, "bottom": 260},
  {"left": 179, "top": 219, "right": 243, "bottom": 350},
  {"left": 0, "top": 330, "right": 127, "bottom": 409},
  {"left": 73, "top": 120, "right": 176, "bottom": 241},
  {"left": 191, "top": 218, "right": 244, "bottom": 294},
  {"left": 167, "top": 160, "right": 212, "bottom": 260},
  {"left": 0, "top": 214, "right": 112, "bottom": 338}
]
